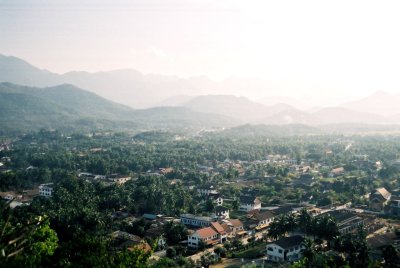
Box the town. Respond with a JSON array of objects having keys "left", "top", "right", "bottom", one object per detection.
[{"left": 1, "top": 129, "right": 399, "bottom": 267}]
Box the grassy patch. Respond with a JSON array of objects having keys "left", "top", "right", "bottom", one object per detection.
[
  {"left": 233, "top": 244, "right": 265, "bottom": 259},
  {"left": 319, "top": 177, "right": 336, "bottom": 182}
]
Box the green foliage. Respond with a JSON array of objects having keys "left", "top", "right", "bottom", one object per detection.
[
  {"left": 1, "top": 201, "right": 58, "bottom": 267},
  {"left": 164, "top": 221, "right": 188, "bottom": 245}
]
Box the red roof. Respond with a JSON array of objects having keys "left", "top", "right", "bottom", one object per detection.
[
  {"left": 229, "top": 219, "right": 243, "bottom": 228},
  {"left": 221, "top": 223, "right": 232, "bottom": 233},
  {"left": 211, "top": 222, "right": 226, "bottom": 235},
  {"left": 196, "top": 227, "right": 218, "bottom": 239}
]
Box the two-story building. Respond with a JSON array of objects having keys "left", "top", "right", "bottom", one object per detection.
[
  {"left": 215, "top": 206, "right": 229, "bottom": 219},
  {"left": 266, "top": 236, "right": 305, "bottom": 262},
  {"left": 187, "top": 222, "right": 227, "bottom": 248},
  {"left": 213, "top": 194, "right": 224, "bottom": 206},
  {"left": 250, "top": 210, "right": 275, "bottom": 231},
  {"left": 197, "top": 185, "right": 218, "bottom": 196},
  {"left": 39, "top": 183, "right": 54, "bottom": 197},
  {"left": 369, "top": 187, "right": 391, "bottom": 212},
  {"left": 221, "top": 219, "right": 245, "bottom": 237},
  {"left": 180, "top": 214, "right": 213, "bottom": 227},
  {"left": 326, "top": 210, "right": 365, "bottom": 235},
  {"left": 239, "top": 196, "right": 261, "bottom": 212}
]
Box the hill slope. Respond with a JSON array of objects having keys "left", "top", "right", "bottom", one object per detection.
[
  {"left": 0, "top": 83, "right": 239, "bottom": 133},
  {"left": 0, "top": 54, "right": 204, "bottom": 108},
  {"left": 340, "top": 91, "right": 400, "bottom": 116}
]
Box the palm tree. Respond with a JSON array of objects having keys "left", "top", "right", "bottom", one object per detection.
[
  {"left": 296, "top": 209, "right": 312, "bottom": 236},
  {"left": 267, "top": 221, "right": 282, "bottom": 241},
  {"left": 301, "top": 238, "right": 316, "bottom": 264}
]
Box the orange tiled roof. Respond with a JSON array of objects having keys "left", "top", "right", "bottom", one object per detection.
[
  {"left": 221, "top": 223, "right": 232, "bottom": 233},
  {"left": 211, "top": 222, "right": 226, "bottom": 235},
  {"left": 229, "top": 219, "right": 243, "bottom": 228},
  {"left": 196, "top": 227, "right": 218, "bottom": 238}
]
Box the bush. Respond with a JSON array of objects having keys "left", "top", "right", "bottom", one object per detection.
[{"left": 166, "top": 247, "right": 176, "bottom": 258}]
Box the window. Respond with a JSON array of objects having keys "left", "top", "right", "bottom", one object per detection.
[
  {"left": 278, "top": 249, "right": 283, "bottom": 254},
  {"left": 267, "top": 247, "right": 273, "bottom": 251}
]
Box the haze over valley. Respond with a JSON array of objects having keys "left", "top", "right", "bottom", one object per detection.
[{"left": 2, "top": 53, "right": 400, "bottom": 134}]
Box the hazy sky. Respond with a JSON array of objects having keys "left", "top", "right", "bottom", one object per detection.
[{"left": 1, "top": 0, "right": 400, "bottom": 104}]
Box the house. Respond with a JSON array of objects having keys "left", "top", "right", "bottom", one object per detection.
[
  {"left": 209, "top": 193, "right": 223, "bottom": 206},
  {"left": 111, "top": 230, "right": 151, "bottom": 252},
  {"left": 0, "top": 192, "right": 17, "bottom": 201},
  {"left": 187, "top": 222, "right": 227, "bottom": 248},
  {"left": 142, "top": 213, "right": 163, "bottom": 221},
  {"left": 144, "top": 226, "right": 167, "bottom": 249},
  {"left": 228, "top": 219, "right": 245, "bottom": 236},
  {"left": 159, "top": 167, "right": 174, "bottom": 175},
  {"left": 38, "top": 183, "right": 54, "bottom": 197},
  {"left": 369, "top": 187, "right": 391, "bottom": 212},
  {"left": 239, "top": 196, "right": 261, "bottom": 212},
  {"left": 326, "top": 210, "right": 365, "bottom": 235},
  {"left": 197, "top": 184, "right": 218, "bottom": 196},
  {"left": 221, "top": 219, "right": 245, "bottom": 238},
  {"left": 385, "top": 199, "right": 400, "bottom": 216},
  {"left": 180, "top": 214, "right": 213, "bottom": 227},
  {"left": 294, "top": 173, "right": 315, "bottom": 188},
  {"left": 367, "top": 232, "right": 400, "bottom": 261},
  {"left": 266, "top": 236, "right": 305, "bottom": 262},
  {"left": 215, "top": 206, "right": 229, "bottom": 219},
  {"left": 250, "top": 210, "right": 275, "bottom": 231},
  {"left": 108, "top": 175, "right": 132, "bottom": 185},
  {"left": 330, "top": 167, "right": 345, "bottom": 177}
]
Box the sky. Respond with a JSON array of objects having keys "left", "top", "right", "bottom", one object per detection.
[{"left": 1, "top": 0, "right": 400, "bottom": 104}]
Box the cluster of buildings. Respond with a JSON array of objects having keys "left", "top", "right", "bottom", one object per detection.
[{"left": 78, "top": 172, "right": 133, "bottom": 185}]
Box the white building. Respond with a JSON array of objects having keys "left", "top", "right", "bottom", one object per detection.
[
  {"left": 239, "top": 196, "right": 262, "bottom": 212},
  {"left": 187, "top": 222, "right": 227, "bottom": 248},
  {"left": 180, "top": 214, "right": 213, "bottom": 227},
  {"left": 197, "top": 185, "right": 218, "bottom": 196},
  {"left": 266, "top": 236, "right": 304, "bottom": 262},
  {"left": 39, "top": 183, "right": 54, "bottom": 197},
  {"left": 214, "top": 206, "right": 229, "bottom": 219},
  {"left": 209, "top": 194, "right": 223, "bottom": 206},
  {"left": 109, "top": 176, "right": 132, "bottom": 185}
]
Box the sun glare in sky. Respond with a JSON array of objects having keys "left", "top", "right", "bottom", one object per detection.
[{"left": 1, "top": 0, "right": 400, "bottom": 103}]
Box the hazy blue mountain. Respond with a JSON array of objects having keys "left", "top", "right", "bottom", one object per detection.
[
  {"left": 156, "top": 95, "right": 195, "bottom": 107},
  {"left": 0, "top": 54, "right": 60, "bottom": 86},
  {"left": 262, "top": 108, "right": 321, "bottom": 125},
  {"left": 0, "top": 83, "right": 239, "bottom": 134},
  {"left": 0, "top": 54, "right": 204, "bottom": 108},
  {"left": 2, "top": 54, "right": 399, "bottom": 127},
  {"left": 339, "top": 91, "right": 400, "bottom": 116},
  {"left": 181, "top": 95, "right": 278, "bottom": 123},
  {"left": 180, "top": 94, "right": 314, "bottom": 125},
  {"left": 312, "top": 107, "right": 387, "bottom": 124},
  {"left": 0, "top": 82, "right": 134, "bottom": 120}
]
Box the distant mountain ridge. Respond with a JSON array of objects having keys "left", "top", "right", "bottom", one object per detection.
[
  {"left": 2, "top": 53, "right": 400, "bottom": 127},
  {"left": 0, "top": 83, "right": 239, "bottom": 134},
  {"left": 340, "top": 91, "right": 400, "bottom": 116},
  {"left": 0, "top": 54, "right": 209, "bottom": 108}
]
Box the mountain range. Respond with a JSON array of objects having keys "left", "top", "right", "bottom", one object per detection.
[
  {"left": 2, "top": 53, "right": 400, "bottom": 133},
  {"left": 0, "top": 83, "right": 238, "bottom": 134}
]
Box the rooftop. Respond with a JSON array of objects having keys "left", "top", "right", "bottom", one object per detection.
[
  {"left": 181, "top": 214, "right": 213, "bottom": 222},
  {"left": 196, "top": 227, "right": 218, "bottom": 238},
  {"left": 229, "top": 219, "right": 243, "bottom": 228},
  {"left": 240, "top": 195, "right": 258, "bottom": 204},
  {"left": 270, "top": 235, "right": 304, "bottom": 249},
  {"left": 370, "top": 187, "right": 391, "bottom": 201}
]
